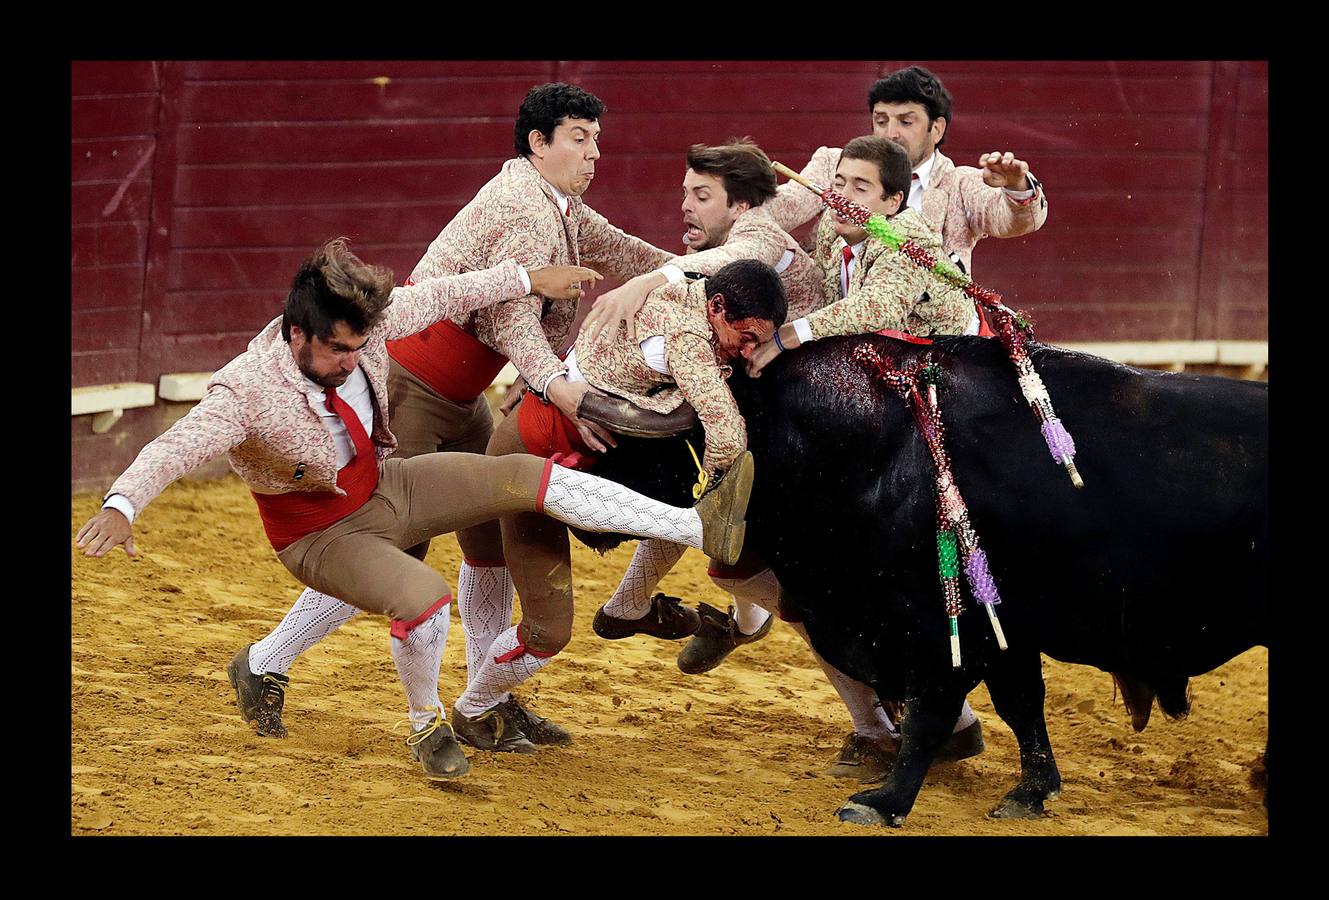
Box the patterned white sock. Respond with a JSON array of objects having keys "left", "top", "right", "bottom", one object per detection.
[
  {"left": 457, "top": 560, "right": 514, "bottom": 686},
  {"left": 714, "top": 567, "right": 779, "bottom": 635},
  {"left": 788, "top": 620, "right": 898, "bottom": 741},
  {"left": 954, "top": 701, "right": 978, "bottom": 733},
  {"left": 542, "top": 465, "right": 702, "bottom": 549},
  {"left": 454, "top": 626, "right": 553, "bottom": 718},
  {"left": 390, "top": 602, "right": 451, "bottom": 731},
  {"left": 249, "top": 587, "right": 359, "bottom": 676},
  {"left": 601, "top": 539, "right": 687, "bottom": 620}
]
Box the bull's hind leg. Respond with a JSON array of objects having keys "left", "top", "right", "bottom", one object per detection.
[
  {"left": 836, "top": 688, "right": 963, "bottom": 828},
  {"left": 984, "top": 650, "right": 1061, "bottom": 819}
]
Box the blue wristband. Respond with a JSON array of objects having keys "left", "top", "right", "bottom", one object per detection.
[{"left": 773, "top": 330, "right": 787, "bottom": 353}]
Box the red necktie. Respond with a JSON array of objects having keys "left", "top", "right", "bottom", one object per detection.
[
  {"left": 841, "top": 245, "right": 854, "bottom": 294},
  {"left": 325, "top": 385, "right": 373, "bottom": 459},
  {"left": 565, "top": 201, "right": 572, "bottom": 218}
]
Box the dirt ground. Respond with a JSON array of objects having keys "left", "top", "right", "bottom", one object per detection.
[{"left": 71, "top": 475, "right": 1268, "bottom": 836}]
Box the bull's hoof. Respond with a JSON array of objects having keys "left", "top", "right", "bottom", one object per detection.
[
  {"left": 988, "top": 797, "right": 1048, "bottom": 820},
  {"left": 836, "top": 802, "right": 905, "bottom": 828}
]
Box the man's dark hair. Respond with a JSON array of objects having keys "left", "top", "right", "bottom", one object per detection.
[
  {"left": 514, "top": 82, "right": 606, "bottom": 157},
  {"left": 686, "top": 138, "right": 778, "bottom": 208},
  {"left": 707, "top": 259, "right": 787, "bottom": 327},
  {"left": 841, "top": 135, "right": 912, "bottom": 203},
  {"left": 868, "top": 66, "right": 953, "bottom": 147},
  {"left": 281, "top": 238, "right": 395, "bottom": 342}
]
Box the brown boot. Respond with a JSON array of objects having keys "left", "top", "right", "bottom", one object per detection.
[
  {"left": 592, "top": 593, "right": 701, "bottom": 641},
  {"left": 694, "top": 452, "right": 754, "bottom": 566},
  {"left": 677, "top": 601, "right": 773, "bottom": 674},
  {"left": 826, "top": 732, "right": 899, "bottom": 783},
  {"left": 452, "top": 704, "right": 537, "bottom": 754}
]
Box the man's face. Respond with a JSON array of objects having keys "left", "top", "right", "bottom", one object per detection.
[
  {"left": 831, "top": 157, "right": 903, "bottom": 243},
  {"left": 290, "top": 320, "right": 369, "bottom": 390},
  {"left": 681, "top": 169, "right": 746, "bottom": 251},
  {"left": 529, "top": 117, "right": 601, "bottom": 197},
  {"left": 871, "top": 101, "right": 945, "bottom": 168},
  {"left": 706, "top": 295, "right": 775, "bottom": 362}
]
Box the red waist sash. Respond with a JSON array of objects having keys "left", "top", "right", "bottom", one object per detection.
[
  {"left": 517, "top": 394, "right": 598, "bottom": 468},
  {"left": 253, "top": 449, "right": 380, "bottom": 551},
  {"left": 388, "top": 319, "right": 509, "bottom": 404}
]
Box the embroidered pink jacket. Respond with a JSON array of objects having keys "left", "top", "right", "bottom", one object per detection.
[
  {"left": 573, "top": 279, "right": 744, "bottom": 476},
  {"left": 671, "top": 204, "right": 825, "bottom": 321},
  {"left": 409, "top": 156, "right": 673, "bottom": 390},
  {"left": 766, "top": 147, "right": 1048, "bottom": 275},
  {"left": 104, "top": 262, "right": 529, "bottom": 514},
  {"left": 804, "top": 207, "right": 972, "bottom": 339}
]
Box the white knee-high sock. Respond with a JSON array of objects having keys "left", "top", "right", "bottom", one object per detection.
[
  {"left": 787, "top": 620, "right": 898, "bottom": 740},
  {"left": 712, "top": 567, "right": 778, "bottom": 635},
  {"left": 453, "top": 626, "right": 553, "bottom": 718},
  {"left": 541, "top": 466, "right": 703, "bottom": 549},
  {"left": 390, "top": 602, "right": 452, "bottom": 730},
  {"left": 249, "top": 587, "right": 359, "bottom": 676},
  {"left": 600, "top": 539, "right": 687, "bottom": 620},
  {"left": 457, "top": 560, "right": 514, "bottom": 686}
]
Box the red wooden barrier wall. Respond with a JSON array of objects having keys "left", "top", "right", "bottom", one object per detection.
[{"left": 70, "top": 60, "right": 1268, "bottom": 492}]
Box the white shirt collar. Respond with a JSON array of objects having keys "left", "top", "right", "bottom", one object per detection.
[
  {"left": 546, "top": 180, "right": 570, "bottom": 216},
  {"left": 912, "top": 152, "right": 937, "bottom": 190}
]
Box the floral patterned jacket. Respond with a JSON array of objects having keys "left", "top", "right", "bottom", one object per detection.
[
  {"left": 803, "top": 207, "right": 973, "bottom": 339},
  {"left": 573, "top": 279, "right": 744, "bottom": 475},
  {"left": 766, "top": 146, "right": 1047, "bottom": 276},
  {"left": 105, "top": 262, "right": 528, "bottom": 514},
  {"left": 408, "top": 156, "right": 672, "bottom": 390}
]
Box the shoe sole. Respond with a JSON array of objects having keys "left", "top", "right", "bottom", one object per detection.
[
  {"left": 421, "top": 762, "right": 471, "bottom": 780},
  {"left": 713, "top": 453, "right": 755, "bottom": 566},
  {"left": 453, "top": 732, "right": 538, "bottom": 754}
]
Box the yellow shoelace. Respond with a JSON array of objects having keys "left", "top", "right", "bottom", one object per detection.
[
  {"left": 396, "top": 705, "right": 448, "bottom": 746},
  {"left": 685, "top": 440, "right": 709, "bottom": 500}
]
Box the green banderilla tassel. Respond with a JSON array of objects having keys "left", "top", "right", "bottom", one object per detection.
[
  {"left": 937, "top": 530, "right": 960, "bottom": 579},
  {"left": 862, "top": 215, "right": 905, "bottom": 251}
]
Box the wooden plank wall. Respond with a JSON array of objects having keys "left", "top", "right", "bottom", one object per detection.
[{"left": 71, "top": 59, "right": 1269, "bottom": 491}]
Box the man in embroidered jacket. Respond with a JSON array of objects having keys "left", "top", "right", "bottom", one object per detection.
[
  {"left": 599, "top": 136, "right": 985, "bottom": 784},
  {"left": 76, "top": 240, "right": 753, "bottom": 780},
  {"left": 765, "top": 65, "right": 1047, "bottom": 277},
  {"left": 580, "top": 139, "right": 822, "bottom": 341},
  {"left": 440, "top": 260, "right": 782, "bottom": 742},
  {"left": 238, "top": 83, "right": 679, "bottom": 750}
]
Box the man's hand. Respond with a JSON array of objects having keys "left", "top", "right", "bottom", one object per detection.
[
  {"left": 579, "top": 272, "right": 666, "bottom": 345},
  {"left": 978, "top": 151, "right": 1031, "bottom": 192},
  {"left": 545, "top": 376, "right": 619, "bottom": 453},
  {"left": 747, "top": 323, "right": 801, "bottom": 378},
  {"left": 499, "top": 375, "right": 527, "bottom": 416},
  {"left": 529, "top": 265, "right": 603, "bottom": 302},
  {"left": 76, "top": 508, "right": 136, "bottom": 558}
]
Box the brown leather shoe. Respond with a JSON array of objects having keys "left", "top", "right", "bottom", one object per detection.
[
  {"left": 592, "top": 593, "right": 701, "bottom": 641},
  {"left": 501, "top": 696, "right": 572, "bottom": 747},
  {"left": 826, "top": 732, "right": 899, "bottom": 783},
  {"left": 452, "top": 704, "right": 537, "bottom": 754},
  {"left": 226, "top": 645, "right": 289, "bottom": 738},
  {"left": 677, "top": 601, "right": 773, "bottom": 674},
  {"left": 694, "top": 452, "right": 754, "bottom": 566},
  {"left": 407, "top": 711, "right": 470, "bottom": 780}
]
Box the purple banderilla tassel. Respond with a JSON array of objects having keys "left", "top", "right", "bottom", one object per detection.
[
  {"left": 1040, "top": 417, "right": 1076, "bottom": 461},
  {"left": 964, "top": 548, "right": 1002, "bottom": 606}
]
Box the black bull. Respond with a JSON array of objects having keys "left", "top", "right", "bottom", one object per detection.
[{"left": 572, "top": 334, "right": 1268, "bottom": 827}]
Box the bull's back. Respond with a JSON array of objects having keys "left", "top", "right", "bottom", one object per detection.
[{"left": 746, "top": 336, "right": 1268, "bottom": 681}]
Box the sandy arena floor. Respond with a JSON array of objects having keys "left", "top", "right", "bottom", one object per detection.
[{"left": 71, "top": 476, "right": 1268, "bottom": 836}]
